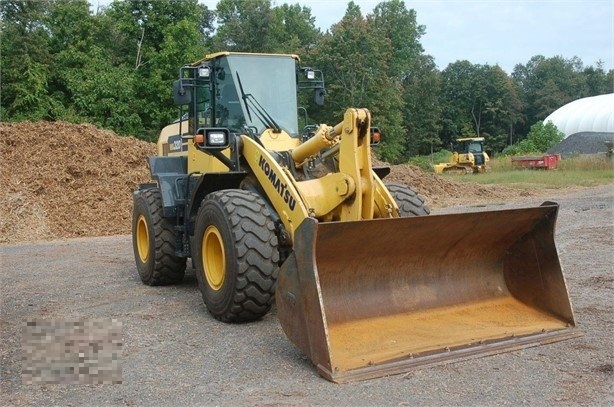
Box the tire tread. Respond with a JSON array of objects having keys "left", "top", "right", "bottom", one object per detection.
[
  {"left": 386, "top": 182, "right": 430, "bottom": 217},
  {"left": 133, "top": 188, "right": 186, "bottom": 285},
  {"left": 198, "top": 190, "right": 279, "bottom": 322}
]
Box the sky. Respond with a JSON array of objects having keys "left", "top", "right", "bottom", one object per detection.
[{"left": 199, "top": 0, "right": 614, "bottom": 74}]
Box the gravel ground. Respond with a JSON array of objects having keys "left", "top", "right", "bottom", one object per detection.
[
  {"left": 548, "top": 132, "right": 614, "bottom": 158},
  {"left": 1, "top": 185, "right": 613, "bottom": 406}
]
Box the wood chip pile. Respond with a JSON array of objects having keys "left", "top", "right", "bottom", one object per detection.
[
  {"left": 373, "top": 157, "right": 527, "bottom": 208},
  {"left": 1, "top": 121, "right": 155, "bottom": 243},
  {"left": 1, "top": 121, "right": 522, "bottom": 244}
]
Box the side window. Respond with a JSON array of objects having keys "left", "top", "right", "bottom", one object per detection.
[{"left": 195, "top": 79, "right": 211, "bottom": 129}]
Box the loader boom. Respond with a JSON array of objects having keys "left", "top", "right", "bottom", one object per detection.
[{"left": 241, "top": 107, "right": 397, "bottom": 243}]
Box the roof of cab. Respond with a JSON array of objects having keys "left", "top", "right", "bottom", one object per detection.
[
  {"left": 457, "top": 137, "right": 485, "bottom": 142},
  {"left": 189, "top": 52, "right": 300, "bottom": 67}
]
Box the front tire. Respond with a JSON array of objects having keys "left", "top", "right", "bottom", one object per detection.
[
  {"left": 132, "top": 188, "right": 186, "bottom": 285},
  {"left": 193, "top": 190, "right": 279, "bottom": 322},
  {"left": 386, "top": 182, "right": 430, "bottom": 217}
]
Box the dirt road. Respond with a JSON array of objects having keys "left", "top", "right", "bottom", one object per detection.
[{"left": 1, "top": 185, "right": 612, "bottom": 406}]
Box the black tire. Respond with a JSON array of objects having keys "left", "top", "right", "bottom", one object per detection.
[
  {"left": 192, "top": 189, "right": 279, "bottom": 322},
  {"left": 386, "top": 182, "right": 431, "bottom": 217},
  {"left": 132, "top": 188, "right": 186, "bottom": 285}
]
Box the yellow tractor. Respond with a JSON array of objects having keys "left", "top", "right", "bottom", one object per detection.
[
  {"left": 132, "top": 52, "right": 579, "bottom": 383},
  {"left": 434, "top": 137, "right": 490, "bottom": 174}
]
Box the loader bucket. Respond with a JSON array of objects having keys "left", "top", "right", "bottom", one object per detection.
[{"left": 276, "top": 202, "right": 580, "bottom": 383}]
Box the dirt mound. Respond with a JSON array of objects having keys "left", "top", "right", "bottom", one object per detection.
[
  {"left": 372, "top": 157, "right": 528, "bottom": 207},
  {"left": 1, "top": 121, "right": 525, "bottom": 244},
  {"left": 1, "top": 121, "right": 155, "bottom": 244}
]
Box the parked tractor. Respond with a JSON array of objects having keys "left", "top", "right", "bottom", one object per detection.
[{"left": 434, "top": 137, "right": 489, "bottom": 174}]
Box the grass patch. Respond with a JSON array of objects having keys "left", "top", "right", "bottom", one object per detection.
[
  {"left": 440, "top": 154, "right": 614, "bottom": 189},
  {"left": 407, "top": 149, "right": 451, "bottom": 172}
]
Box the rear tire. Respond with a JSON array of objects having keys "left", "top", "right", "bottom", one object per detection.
[
  {"left": 193, "top": 190, "right": 279, "bottom": 322},
  {"left": 132, "top": 188, "right": 186, "bottom": 285},
  {"left": 386, "top": 182, "right": 430, "bottom": 217}
]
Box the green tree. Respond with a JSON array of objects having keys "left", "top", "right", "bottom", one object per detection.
[
  {"left": 526, "top": 120, "right": 564, "bottom": 152},
  {"left": 64, "top": 49, "right": 142, "bottom": 134},
  {"left": 310, "top": 2, "right": 405, "bottom": 162},
  {"left": 103, "top": 0, "right": 212, "bottom": 138},
  {"left": 213, "top": 0, "right": 274, "bottom": 51},
  {"left": 502, "top": 120, "right": 564, "bottom": 155},
  {"left": 440, "top": 61, "right": 522, "bottom": 153},
  {"left": 1, "top": 0, "right": 56, "bottom": 120},
  {"left": 370, "top": 0, "right": 424, "bottom": 80},
  {"left": 212, "top": 0, "right": 320, "bottom": 55},
  {"left": 46, "top": 0, "right": 108, "bottom": 121},
  {"left": 370, "top": 0, "right": 439, "bottom": 159},
  {"left": 439, "top": 61, "right": 480, "bottom": 146},
  {"left": 512, "top": 55, "right": 586, "bottom": 137},
  {"left": 269, "top": 3, "right": 321, "bottom": 54},
  {"left": 479, "top": 65, "right": 522, "bottom": 151},
  {"left": 1, "top": 0, "right": 213, "bottom": 138},
  {"left": 583, "top": 61, "right": 611, "bottom": 95},
  {"left": 402, "top": 54, "right": 442, "bottom": 156}
]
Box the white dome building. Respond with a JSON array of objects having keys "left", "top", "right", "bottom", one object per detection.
[
  {"left": 545, "top": 93, "right": 614, "bottom": 138},
  {"left": 545, "top": 94, "right": 614, "bottom": 157}
]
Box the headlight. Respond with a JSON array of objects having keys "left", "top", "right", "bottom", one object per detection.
[
  {"left": 207, "top": 131, "right": 227, "bottom": 146},
  {"left": 194, "top": 128, "right": 230, "bottom": 150},
  {"left": 304, "top": 68, "right": 315, "bottom": 80},
  {"left": 198, "top": 66, "right": 211, "bottom": 78}
]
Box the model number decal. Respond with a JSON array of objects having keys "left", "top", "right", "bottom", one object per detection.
[
  {"left": 258, "top": 155, "right": 296, "bottom": 211},
  {"left": 168, "top": 135, "right": 183, "bottom": 152}
]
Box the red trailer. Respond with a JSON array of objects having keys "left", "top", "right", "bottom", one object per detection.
[{"left": 511, "top": 154, "right": 560, "bottom": 170}]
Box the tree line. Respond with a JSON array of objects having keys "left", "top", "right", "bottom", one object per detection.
[{"left": 2, "top": 0, "right": 612, "bottom": 163}]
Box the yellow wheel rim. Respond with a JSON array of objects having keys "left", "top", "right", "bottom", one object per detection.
[
  {"left": 136, "top": 214, "right": 150, "bottom": 263},
  {"left": 203, "top": 226, "right": 225, "bottom": 291}
]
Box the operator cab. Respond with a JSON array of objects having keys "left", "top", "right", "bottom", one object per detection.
[
  {"left": 159, "top": 52, "right": 325, "bottom": 157},
  {"left": 192, "top": 54, "right": 301, "bottom": 135},
  {"left": 455, "top": 138, "right": 484, "bottom": 154},
  {"left": 454, "top": 137, "right": 486, "bottom": 165}
]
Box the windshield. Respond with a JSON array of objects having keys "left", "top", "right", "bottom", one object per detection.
[
  {"left": 468, "top": 141, "right": 483, "bottom": 153},
  {"left": 219, "top": 54, "right": 299, "bottom": 135},
  {"left": 457, "top": 140, "right": 483, "bottom": 154}
]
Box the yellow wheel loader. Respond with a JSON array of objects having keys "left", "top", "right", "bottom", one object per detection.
[
  {"left": 132, "top": 52, "right": 579, "bottom": 383},
  {"left": 434, "top": 137, "right": 490, "bottom": 174}
]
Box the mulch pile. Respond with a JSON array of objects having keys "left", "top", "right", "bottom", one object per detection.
[
  {"left": 396, "top": 166, "right": 528, "bottom": 205},
  {"left": 372, "top": 156, "right": 526, "bottom": 207},
  {"left": 1, "top": 121, "right": 155, "bottom": 244},
  {"left": 1, "top": 121, "right": 522, "bottom": 244}
]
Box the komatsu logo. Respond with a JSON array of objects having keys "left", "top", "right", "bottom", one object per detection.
[{"left": 258, "top": 155, "right": 296, "bottom": 211}]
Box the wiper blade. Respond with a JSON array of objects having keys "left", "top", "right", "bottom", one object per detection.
[
  {"left": 235, "top": 71, "right": 253, "bottom": 123},
  {"left": 235, "top": 71, "right": 281, "bottom": 133}
]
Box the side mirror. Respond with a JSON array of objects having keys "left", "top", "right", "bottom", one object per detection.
[
  {"left": 370, "top": 127, "right": 381, "bottom": 145},
  {"left": 314, "top": 87, "right": 325, "bottom": 106},
  {"left": 172, "top": 80, "right": 191, "bottom": 106}
]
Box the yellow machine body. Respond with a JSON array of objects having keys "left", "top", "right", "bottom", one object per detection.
[
  {"left": 434, "top": 137, "right": 490, "bottom": 174},
  {"left": 146, "top": 52, "right": 578, "bottom": 383}
]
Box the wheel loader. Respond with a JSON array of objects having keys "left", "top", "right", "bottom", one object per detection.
[
  {"left": 132, "top": 52, "right": 580, "bottom": 383},
  {"left": 434, "top": 137, "right": 490, "bottom": 174}
]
